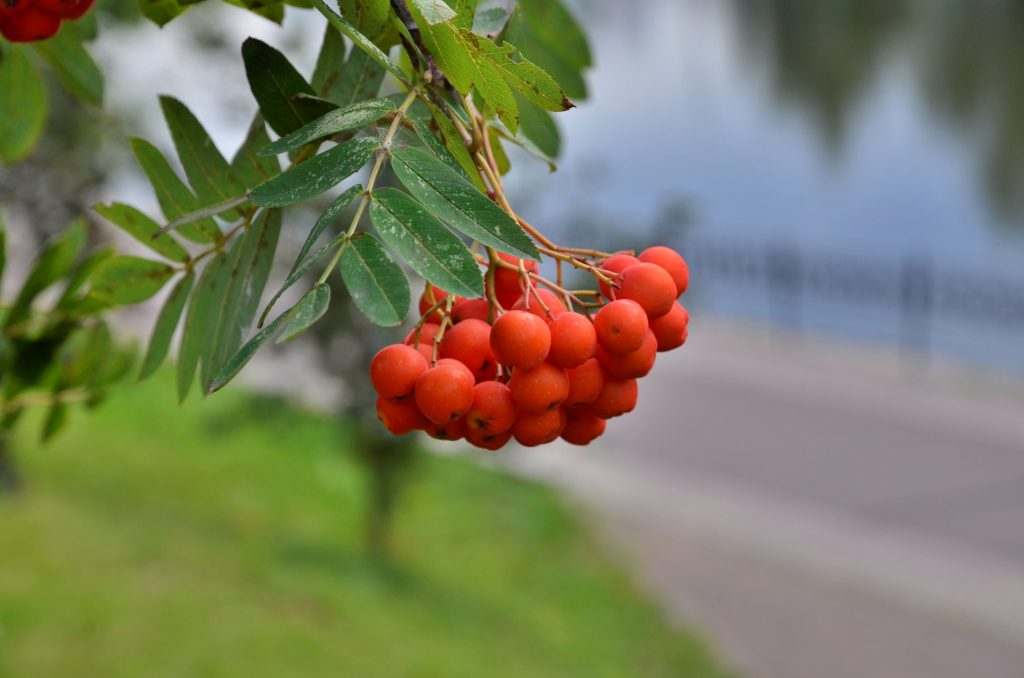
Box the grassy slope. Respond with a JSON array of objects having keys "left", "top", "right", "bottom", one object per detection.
[{"left": 0, "top": 376, "right": 729, "bottom": 678}]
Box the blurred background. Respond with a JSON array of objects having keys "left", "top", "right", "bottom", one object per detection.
[{"left": 3, "top": 1, "right": 1024, "bottom": 677}]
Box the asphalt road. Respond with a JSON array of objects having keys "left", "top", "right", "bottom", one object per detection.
[{"left": 503, "top": 320, "right": 1024, "bottom": 678}]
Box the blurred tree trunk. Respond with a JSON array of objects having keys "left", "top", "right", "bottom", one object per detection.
[
  {"left": 360, "top": 433, "right": 416, "bottom": 559},
  {"left": 0, "top": 436, "right": 21, "bottom": 495}
]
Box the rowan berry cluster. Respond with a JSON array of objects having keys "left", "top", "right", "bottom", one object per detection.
[
  {"left": 0, "top": 0, "right": 92, "bottom": 43},
  {"left": 372, "top": 244, "right": 690, "bottom": 451}
]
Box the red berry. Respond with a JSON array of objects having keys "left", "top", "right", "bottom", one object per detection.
[
  {"left": 589, "top": 378, "right": 638, "bottom": 419},
  {"left": 404, "top": 322, "right": 440, "bottom": 346},
  {"left": 0, "top": 0, "right": 31, "bottom": 17},
  {"left": 376, "top": 397, "right": 428, "bottom": 435},
  {"left": 509, "top": 362, "right": 570, "bottom": 414},
  {"left": 370, "top": 344, "right": 428, "bottom": 402},
  {"left": 466, "top": 428, "right": 513, "bottom": 452},
  {"left": 413, "top": 343, "right": 434, "bottom": 363},
  {"left": 512, "top": 288, "right": 566, "bottom": 323},
  {"left": 650, "top": 302, "right": 689, "bottom": 352},
  {"left": 490, "top": 310, "right": 551, "bottom": 369},
  {"left": 418, "top": 284, "right": 452, "bottom": 322},
  {"left": 1, "top": 8, "right": 61, "bottom": 42},
  {"left": 548, "top": 311, "right": 597, "bottom": 368},
  {"left": 424, "top": 416, "right": 467, "bottom": 441},
  {"left": 494, "top": 253, "right": 537, "bottom": 309},
  {"left": 561, "top": 410, "right": 606, "bottom": 446},
  {"left": 465, "top": 381, "right": 517, "bottom": 435},
  {"left": 639, "top": 246, "right": 689, "bottom": 296},
  {"left": 414, "top": 359, "right": 475, "bottom": 424},
  {"left": 594, "top": 299, "right": 648, "bottom": 354},
  {"left": 439, "top": 318, "right": 497, "bottom": 382},
  {"left": 598, "top": 330, "right": 657, "bottom": 380},
  {"left": 617, "top": 263, "right": 677, "bottom": 319},
  {"left": 35, "top": 0, "right": 88, "bottom": 18},
  {"left": 452, "top": 297, "right": 491, "bottom": 324},
  {"left": 512, "top": 408, "right": 566, "bottom": 447},
  {"left": 566, "top": 358, "right": 604, "bottom": 407},
  {"left": 598, "top": 253, "right": 640, "bottom": 298}
]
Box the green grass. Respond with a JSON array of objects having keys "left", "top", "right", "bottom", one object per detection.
[{"left": 0, "top": 375, "right": 729, "bottom": 678}]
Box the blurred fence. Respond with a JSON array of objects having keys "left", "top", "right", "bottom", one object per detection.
[{"left": 680, "top": 232, "right": 1024, "bottom": 368}]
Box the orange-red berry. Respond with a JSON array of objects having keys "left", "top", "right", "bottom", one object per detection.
[
  {"left": 494, "top": 253, "right": 537, "bottom": 309},
  {"left": 589, "top": 377, "right": 638, "bottom": 419},
  {"left": 599, "top": 253, "right": 640, "bottom": 298},
  {"left": 598, "top": 330, "right": 657, "bottom": 380},
  {"left": 439, "top": 319, "right": 497, "bottom": 382},
  {"left": 370, "top": 344, "right": 429, "bottom": 402},
  {"left": 404, "top": 322, "right": 440, "bottom": 346},
  {"left": 594, "top": 299, "right": 648, "bottom": 354},
  {"left": 509, "top": 362, "right": 570, "bottom": 413},
  {"left": 512, "top": 408, "right": 567, "bottom": 447},
  {"left": 490, "top": 310, "right": 551, "bottom": 369},
  {"left": 465, "top": 381, "right": 517, "bottom": 435},
  {"left": 376, "top": 397, "right": 428, "bottom": 435},
  {"left": 0, "top": 0, "right": 31, "bottom": 16},
  {"left": 512, "top": 288, "right": 566, "bottom": 323},
  {"left": 561, "top": 410, "right": 606, "bottom": 446},
  {"left": 639, "top": 246, "right": 689, "bottom": 296},
  {"left": 424, "top": 416, "right": 467, "bottom": 441},
  {"left": 566, "top": 358, "right": 604, "bottom": 407},
  {"left": 650, "top": 302, "right": 689, "bottom": 352},
  {"left": 414, "top": 359, "right": 475, "bottom": 424},
  {"left": 418, "top": 284, "right": 452, "bottom": 322},
  {"left": 452, "top": 297, "right": 491, "bottom": 324},
  {"left": 548, "top": 311, "right": 597, "bottom": 368},
  {"left": 617, "top": 263, "right": 677, "bottom": 319},
  {"left": 467, "top": 428, "right": 513, "bottom": 451}
]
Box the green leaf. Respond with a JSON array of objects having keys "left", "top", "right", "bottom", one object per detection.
[
  {"left": 294, "top": 184, "right": 363, "bottom": 270},
  {"left": 139, "top": 271, "right": 195, "bottom": 381},
  {"left": 241, "top": 38, "right": 336, "bottom": 138},
  {"left": 391, "top": 147, "right": 538, "bottom": 259},
  {"left": 335, "top": 0, "right": 392, "bottom": 44},
  {"left": 56, "top": 247, "right": 115, "bottom": 313},
  {"left": 159, "top": 96, "right": 247, "bottom": 214},
  {"left": 205, "top": 209, "right": 281, "bottom": 389},
  {"left": 341, "top": 233, "right": 410, "bottom": 326},
  {"left": 369, "top": 188, "right": 483, "bottom": 298},
  {"left": 94, "top": 203, "right": 190, "bottom": 263},
  {"left": 312, "top": 0, "right": 411, "bottom": 86},
  {"left": 130, "top": 137, "right": 221, "bottom": 244},
  {"left": 416, "top": 19, "right": 519, "bottom": 132},
  {"left": 409, "top": 0, "right": 455, "bottom": 25},
  {"left": 488, "top": 126, "right": 510, "bottom": 174},
  {"left": 504, "top": 0, "right": 590, "bottom": 101},
  {"left": 177, "top": 252, "right": 230, "bottom": 402},
  {"left": 513, "top": 92, "right": 561, "bottom": 160},
  {"left": 277, "top": 283, "right": 331, "bottom": 343},
  {"left": 206, "top": 304, "right": 294, "bottom": 394},
  {"left": 138, "top": 0, "right": 191, "bottom": 27},
  {"left": 0, "top": 45, "right": 47, "bottom": 164},
  {"left": 451, "top": 0, "right": 478, "bottom": 30},
  {"left": 41, "top": 403, "right": 68, "bottom": 444},
  {"left": 473, "top": 6, "right": 508, "bottom": 35},
  {"left": 32, "top": 24, "right": 104, "bottom": 106},
  {"left": 493, "top": 42, "right": 572, "bottom": 113},
  {"left": 251, "top": 136, "right": 378, "bottom": 207},
  {"left": 224, "top": 0, "right": 284, "bottom": 22},
  {"left": 259, "top": 230, "right": 348, "bottom": 327},
  {"left": 312, "top": 24, "right": 348, "bottom": 99},
  {"left": 331, "top": 38, "right": 387, "bottom": 107},
  {"left": 4, "top": 221, "right": 86, "bottom": 328},
  {"left": 89, "top": 256, "right": 177, "bottom": 305},
  {"left": 423, "top": 100, "right": 487, "bottom": 192},
  {"left": 260, "top": 98, "right": 394, "bottom": 156},
  {"left": 231, "top": 115, "right": 281, "bottom": 190}
]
